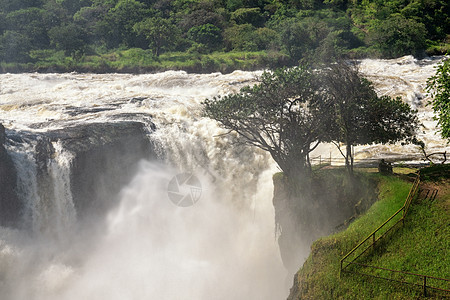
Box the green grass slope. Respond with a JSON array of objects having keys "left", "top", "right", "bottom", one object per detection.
[{"left": 289, "top": 168, "right": 450, "bottom": 299}]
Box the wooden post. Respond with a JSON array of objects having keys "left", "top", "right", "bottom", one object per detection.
[
  {"left": 423, "top": 276, "right": 427, "bottom": 296},
  {"left": 372, "top": 233, "right": 375, "bottom": 250}
]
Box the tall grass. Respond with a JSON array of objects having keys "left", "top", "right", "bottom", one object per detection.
[{"left": 2, "top": 49, "right": 290, "bottom": 73}]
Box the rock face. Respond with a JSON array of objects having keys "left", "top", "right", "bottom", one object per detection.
[
  {"left": 272, "top": 171, "right": 378, "bottom": 276},
  {"left": 0, "top": 121, "right": 156, "bottom": 227},
  {"left": 56, "top": 122, "right": 155, "bottom": 216},
  {"left": 0, "top": 124, "right": 21, "bottom": 227}
]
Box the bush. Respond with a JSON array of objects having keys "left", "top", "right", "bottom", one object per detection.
[
  {"left": 187, "top": 24, "right": 222, "bottom": 52},
  {"left": 368, "top": 14, "right": 427, "bottom": 58},
  {"left": 0, "top": 30, "right": 32, "bottom": 62},
  {"left": 230, "top": 7, "right": 265, "bottom": 27}
]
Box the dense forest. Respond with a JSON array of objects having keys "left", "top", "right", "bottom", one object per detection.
[{"left": 0, "top": 0, "right": 449, "bottom": 71}]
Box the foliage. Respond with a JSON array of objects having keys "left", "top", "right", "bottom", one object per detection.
[
  {"left": 368, "top": 14, "right": 427, "bottom": 58},
  {"left": 0, "top": 30, "right": 32, "bottom": 62},
  {"left": 187, "top": 24, "right": 222, "bottom": 52},
  {"left": 426, "top": 58, "right": 450, "bottom": 140},
  {"left": 133, "top": 17, "right": 179, "bottom": 57},
  {"left": 99, "top": 0, "right": 148, "bottom": 48},
  {"left": 204, "top": 63, "right": 419, "bottom": 182},
  {"left": 203, "top": 65, "right": 334, "bottom": 182},
  {"left": 230, "top": 7, "right": 265, "bottom": 27},
  {"left": 48, "top": 23, "right": 88, "bottom": 58},
  {"left": 322, "top": 62, "right": 419, "bottom": 174},
  {"left": 2, "top": 48, "right": 284, "bottom": 74},
  {"left": 0, "top": 0, "right": 448, "bottom": 66}
]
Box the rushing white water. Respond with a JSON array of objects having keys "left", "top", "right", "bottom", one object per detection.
[
  {"left": 0, "top": 56, "right": 449, "bottom": 299},
  {"left": 47, "top": 141, "right": 76, "bottom": 240},
  {"left": 5, "top": 139, "right": 41, "bottom": 231},
  {"left": 0, "top": 69, "right": 288, "bottom": 299}
]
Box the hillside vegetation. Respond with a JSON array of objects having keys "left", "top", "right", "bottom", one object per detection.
[
  {"left": 288, "top": 166, "right": 450, "bottom": 299},
  {"left": 0, "top": 0, "right": 449, "bottom": 72}
]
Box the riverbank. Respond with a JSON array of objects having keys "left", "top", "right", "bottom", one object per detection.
[
  {"left": 0, "top": 49, "right": 290, "bottom": 74},
  {"left": 1, "top": 45, "right": 448, "bottom": 74},
  {"left": 288, "top": 165, "right": 449, "bottom": 299}
]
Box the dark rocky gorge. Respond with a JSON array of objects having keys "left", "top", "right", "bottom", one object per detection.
[
  {"left": 0, "top": 121, "right": 156, "bottom": 228},
  {"left": 0, "top": 124, "right": 21, "bottom": 227}
]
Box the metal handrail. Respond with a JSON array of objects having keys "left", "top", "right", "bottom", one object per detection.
[
  {"left": 346, "top": 262, "right": 450, "bottom": 296},
  {"left": 340, "top": 206, "right": 405, "bottom": 270},
  {"left": 338, "top": 172, "right": 450, "bottom": 296},
  {"left": 340, "top": 172, "right": 420, "bottom": 271},
  {"left": 340, "top": 205, "right": 404, "bottom": 267},
  {"left": 403, "top": 175, "right": 420, "bottom": 217}
]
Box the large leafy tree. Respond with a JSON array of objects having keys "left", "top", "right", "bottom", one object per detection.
[
  {"left": 204, "top": 63, "right": 419, "bottom": 183},
  {"left": 4, "top": 7, "right": 51, "bottom": 50},
  {"left": 133, "top": 16, "right": 179, "bottom": 57},
  {"left": 48, "top": 23, "right": 88, "bottom": 58},
  {"left": 0, "top": 30, "right": 31, "bottom": 62},
  {"left": 323, "top": 62, "right": 419, "bottom": 174},
  {"left": 426, "top": 58, "right": 450, "bottom": 140},
  {"left": 99, "top": 0, "right": 148, "bottom": 48},
  {"left": 203, "top": 65, "right": 334, "bottom": 184},
  {"left": 368, "top": 14, "right": 427, "bottom": 58},
  {"left": 187, "top": 23, "right": 222, "bottom": 52}
]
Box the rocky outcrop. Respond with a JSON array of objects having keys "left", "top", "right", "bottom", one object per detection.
[
  {"left": 273, "top": 170, "right": 378, "bottom": 276},
  {"left": 46, "top": 121, "right": 156, "bottom": 217},
  {"left": 0, "top": 124, "right": 21, "bottom": 227},
  {"left": 0, "top": 121, "right": 156, "bottom": 227}
]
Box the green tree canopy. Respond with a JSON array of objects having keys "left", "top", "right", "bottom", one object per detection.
[
  {"left": 368, "top": 14, "right": 427, "bottom": 58},
  {"left": 99, "top": 0, "right": 148, "bottom": 48},
  {"left": 48, "top": 23, "right": 88, "bottom": 58},
  {"left": 203, "top": 65, "right": 334, "bottom": 182},
  {"left": 426, "top": 58, "right": 450, "bottom": 140},
  {"left": 204, "top": 63, "right": 419, "bottom": 181},
  {"left": 187, "top": 23, "right": 222, "bottom": 52},
  {"left": 133, "top": 16, "right": 180, "bottom": 56},
  {"left": 323, "top": 62, "right": 419, "bottom": 174},
  {"left": 0, "top": 30, "right": 31, "bottom": 62}
]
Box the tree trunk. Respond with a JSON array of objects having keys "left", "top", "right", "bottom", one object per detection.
[{"left": 346, "top": 143, "right": 354, "bottom": 176}]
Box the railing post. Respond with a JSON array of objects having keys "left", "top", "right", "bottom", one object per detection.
[
  {"left": 402, "top": 207, "right": 405, "bottom": 223},
  {"left": 423, "top": 276, "right": 427, "bottom": 296},
  {"left": 372, "top": 233, "right": 375, "bottom": 250}
]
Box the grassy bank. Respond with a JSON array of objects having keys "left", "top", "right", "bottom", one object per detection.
[
  {"left": 1, "top": 43, "right": 448, "bottom": 74},
  {"left": 0, "top": 49, "right": 290, "bottom": 74},
  {"left": 289, "top": 166, "right": 450, "bottom": 299}
]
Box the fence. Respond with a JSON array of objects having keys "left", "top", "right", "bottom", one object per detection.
[
  {"left": 339, "top": 173, "right": 450, "bottom": 296},
  {"left": 309, "top": 155, "right": 417, "bottom": 168},
  {"left": 310, "top": 155, "right": 381, "bottom": 166},
  {"left": 345, "top": 262, "right": 450, "bottom": 297}
]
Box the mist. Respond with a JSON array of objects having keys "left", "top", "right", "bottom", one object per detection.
[{"left": 0, "top": 160, "right": 288, "bottom": 300}]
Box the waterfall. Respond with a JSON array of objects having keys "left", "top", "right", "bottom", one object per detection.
[
  {"left": 0, "top": 56, "right": 449, "bottom": 299},
  {"left": 5, "top": 139, "right": 41, "bottom": 231},
  {"left": 5, "top": 138, "right": 76, "bottom": 238},
  {"left": 47, "top": 141, "right": 76, "bottom": 240}
]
